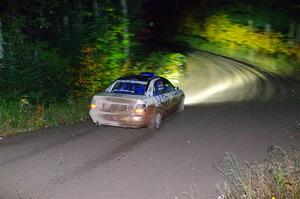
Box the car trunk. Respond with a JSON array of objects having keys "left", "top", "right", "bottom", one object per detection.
[
  {"left": 90, "top": 93, "right": 147, "bottom": 127},
  {"left": 94, "top": 96, "right": 137, "bottom": 114}
]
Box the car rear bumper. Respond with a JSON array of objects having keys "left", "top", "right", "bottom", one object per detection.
[{"left": 90, "top": 110, "right": 148, "bottom": 128}]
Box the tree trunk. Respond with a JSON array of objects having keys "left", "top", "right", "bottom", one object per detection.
[
  {"left": 63, "top": 16, "right": 69, "bottom": 27},
  {"left": 93, "top": 0, "right": 100, "bottom": 22},
  {"left": 62, "top": 0, "right": 70, "bottom": 49},
  {"left": 93, "top": 0, "right": 100, "bottom": 32},
  {"left": 104, "top": 0, "right": 108, "bottom": 51},
  {"left": 288, "top": 21, "right": 296, "bottom": 46},
  {"left": 247, "top": 20, "right": 254, "bottom": 31},
  {"left": 264, "top": 23, "right": 271, "bottom": 33},
  {"left": 0, "top": 20, "right": 3, "bottom": 62},
  {"left": 120, "top": 0, "right": 129, "bottom": 56},
  {"left": 75, "top": 2, "right": 84, "bottom": 42},
  {"left": 63, "top": 15, "right": 70, "bottom": 42},
  {"left": 296, "top": 24, "right": 300, "bottom": 43}
]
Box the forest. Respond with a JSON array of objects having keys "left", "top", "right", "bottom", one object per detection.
[
  {"left": 0, "top": 0, "right": 186, "bottom": 134},
  {"left": 0, "top": 0, "right": 186, "bottom": 101}
]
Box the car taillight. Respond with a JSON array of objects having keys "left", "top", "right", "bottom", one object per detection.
[
  {"left": 91, "top": 99, "right": 96, "bottom": 109},
  {"left": 134, "top": 104, "right": 146, "bottom": 115}
]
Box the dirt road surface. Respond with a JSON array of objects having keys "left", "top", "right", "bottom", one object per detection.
[{"left": 1, "top": 51, "right": 299, "bottom": 199}]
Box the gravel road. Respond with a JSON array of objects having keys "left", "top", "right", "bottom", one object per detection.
[{"left": 1, "top": 51, "right": 299, "bottom": 199}]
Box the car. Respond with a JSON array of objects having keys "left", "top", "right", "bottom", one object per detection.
[{"left": 89, "top": 72, "right": 185, "bottom": 129}]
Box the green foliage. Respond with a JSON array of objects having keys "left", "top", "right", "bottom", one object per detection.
[
  {"left": 143, "top": 52, "right": 186, "bottom": 84},
  {"left": 0, "top": 17, "right": 72, "bottom": 103},
  {"left": 0, "top": 98, "right": 40, "bottom": 135},
  {"left": 0, "top": 0, "right": 186, "bottom": 135},
  {"left": 43, "top": 98, "right": 89, "bottom": 127},
  {"left": 77, "top": 32, "right": 129, "bottom": 95},
  {"left": 76, "top": 1, "right": 187, "bottom": 95},
  {"left": 177, "top": 13, "right": 202, "bottom": 36},
  {"left": 78, "top": 49, "right": 186, "bottom": 96},
  {"left": 0, "top": 97, "right": 89, "bottom": 136},
  {"left": 0, "top": 1, "right": 142, "bottom": 100},
  {"left": 201, "top": 14, "right": 289, "bottom": 55},
  {"left": 175, "top": 0, "right": 300, "bottom": 79},
  {"left": 76, "top": 2, "right": 132, "bottom": 96},
  {"left": 120, "top": 51, "right": 186, "bottom": 84},
  {"left": 213, "top": 1, "right": 296, "bottom": 32}
]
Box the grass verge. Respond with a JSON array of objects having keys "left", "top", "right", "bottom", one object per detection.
[{"left": 0, "top": 97, "right": 90, "bottom": 136}]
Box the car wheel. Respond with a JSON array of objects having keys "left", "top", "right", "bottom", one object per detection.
[
  {"left": 149, "top": 111, "right": 162, "bottom": 130},
  {"left": 95, "top": 121, "right": 102, "bottom": 126},
  {"left": 177, "top": 100, "right": 184, "bottom": 112}
]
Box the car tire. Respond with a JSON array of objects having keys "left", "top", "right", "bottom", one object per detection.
[
  {"left": 177, "top": 99, "right": 184, "bottom": 112},
  {"left": 95, "top": 121, "right": 102, "bottom": 126},
  {"left": 149, "top": 111, "right": 162, "bottom": 130}
]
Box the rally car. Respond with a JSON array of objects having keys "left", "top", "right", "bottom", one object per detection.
[{"left": 89, "top": 72, "right": 185, "bottom": 129}]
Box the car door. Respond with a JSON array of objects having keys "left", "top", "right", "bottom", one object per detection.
[
  {"left": 153, "top": 78, "right": 172, "bottom": 115},
  {"left": 162, "top": 78, "right": 181, "bottom": 112}
]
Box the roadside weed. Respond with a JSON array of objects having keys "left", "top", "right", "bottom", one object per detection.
[{"left": 214, "top": 146, "right": 300, "bottom": 199}]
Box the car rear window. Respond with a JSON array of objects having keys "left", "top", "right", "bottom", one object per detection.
[{"left": 110, "top": 80, "right": 148, "bottom": 95}]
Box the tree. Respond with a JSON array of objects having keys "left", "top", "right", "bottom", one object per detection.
[
  {"left": 0, "top": 19, "right": 3, "bottom": 62},
  {"left": 0, "top": 0, "right": 148, "bottom": 98},
  {"left": 77, "top": 0, "right": 132, "bottom": 95},
  {"left": 120, "top": 0, "right": 129, "bottom": 56}
]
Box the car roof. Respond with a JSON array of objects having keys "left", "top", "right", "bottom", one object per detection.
[{"left": 117, "top": 75, "right": 158, "bottom": 82}]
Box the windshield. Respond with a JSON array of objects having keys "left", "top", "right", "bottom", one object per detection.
[{"left": 110, "top": 80, "right": 148, "bottom": 95}]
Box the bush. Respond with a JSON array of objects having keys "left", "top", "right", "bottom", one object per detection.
[
  {"left": 140, "top": 52, "right": 186, "bottom": 85},
  {"left": 0, "top": 97, "right": 89, "bottom": 136},
  {"left": 201, "top": 14, "right": 289, "bottom": 55},
  {"left": 215, "top": 146, "right": 300, "bottom": 199}
]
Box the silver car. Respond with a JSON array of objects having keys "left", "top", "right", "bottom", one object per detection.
[{"left": 90, "top": 72, "right": 185, "bottom": 129}]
